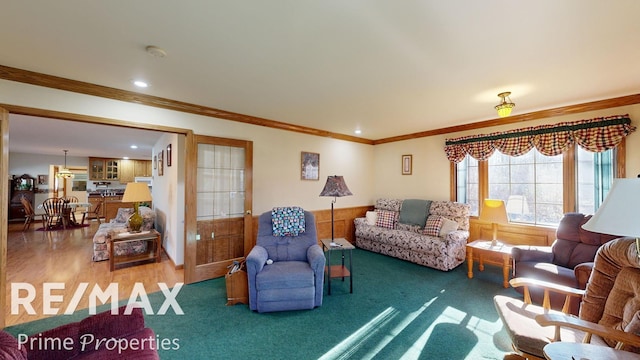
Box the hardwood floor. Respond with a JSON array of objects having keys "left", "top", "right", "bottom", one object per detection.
[{"left": 5, "top": 219, "right": 184, "bottom": 327}]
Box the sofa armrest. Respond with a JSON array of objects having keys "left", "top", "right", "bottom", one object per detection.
[
  {"left": 574, "top": 262, "right": 594, "bottom": 289},
  {"left": 444, "top": 230, "right": 469, "bottom": 243},
  {"left": 354, "top": 217, "right": 368, "bottom": 227},
  {"left": 246, "top": 246, "right": 268, "bottom": 275},
  {"left": 512, "top": 246, "right": 554, "bottom": 263}
]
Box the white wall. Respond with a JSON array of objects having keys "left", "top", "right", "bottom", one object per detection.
[
  {"left": 373, "top": 104, "right": 640, "bottom": 199},
  {"left": 1, "top": 79, "right": 375, "bottom": 266}
]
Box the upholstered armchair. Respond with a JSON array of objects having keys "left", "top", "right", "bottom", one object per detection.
[
  {"left": 494, "top": 237, "right": 640, "bottom": 359},
  {"left": 511, "top": 212, "right": 619, "bottom": 314},
  {"left": 246, "top": 208, "right": 325, "bottom": 313}
]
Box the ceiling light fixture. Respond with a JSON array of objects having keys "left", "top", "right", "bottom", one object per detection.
[
  {"left": 56, "top": 150, "right": 75, "bottom": 179},
  {"left": 145, "top": 45, "right": 167, "bottom": 58},
  {"left": 495, "top": 92, "right": 515, "bottom": 117}
]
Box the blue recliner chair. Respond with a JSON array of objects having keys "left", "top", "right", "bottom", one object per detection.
[{"left": 246, "top": 208, "right": 325, "bottom": 313}]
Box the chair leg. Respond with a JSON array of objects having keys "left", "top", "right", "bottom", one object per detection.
[
  {"left": 23, "top": 216, "right": 32, "bottom": 232},
  {"left": 81, "top": 213, "right": 86, "bottom": 225}
]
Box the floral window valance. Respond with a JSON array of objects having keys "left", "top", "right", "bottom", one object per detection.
[{"left": 444, "top": 114, "right": 636, "bottom": 163}]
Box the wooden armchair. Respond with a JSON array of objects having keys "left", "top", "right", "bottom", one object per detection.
[
  {"left": 494, "top": 237, "right": 640, "bottom": 359},
  {"left": 20, "top": 197, "right": 42, "bottom": 231},
  {"left": 42, "top": 197, "right": 67, "bottom": 230}
]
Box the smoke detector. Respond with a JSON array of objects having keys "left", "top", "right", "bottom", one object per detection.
[{"left": 145, "top": 45, "right": 167, "bottom": 58}]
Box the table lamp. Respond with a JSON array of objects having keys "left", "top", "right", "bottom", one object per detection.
[
  {"left": 582, "top": 178, "right": 640, "bottom": 259},
  {"left": 319, "top": 175, "right": 352, "bottom": 246},
  {"left": 122, "top": 182, "right": 152, "bottom": 232},
  {"left": 479, "top": 199, "right": 509, "bottom": 246}
]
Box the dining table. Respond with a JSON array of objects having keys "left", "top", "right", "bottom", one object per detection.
[{"left": 38, "top": 201, "right": 92, "bottom": 227}]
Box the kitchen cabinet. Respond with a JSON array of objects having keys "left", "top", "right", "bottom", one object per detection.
[
  {"left": 118, "top": 159, "right": 152, "bottom": 183},
  {"left": 119, "top": 160, "right": 135, "bottom": 183},
  {"left": 89, "top": 158, "right": 120, "bottom": 180},
  {"left": 134, "top": 160, "right": 152, "bottom": 177}
]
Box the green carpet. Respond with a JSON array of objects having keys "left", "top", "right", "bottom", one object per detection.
[{"left": 6, "top": 249, "right": 518, "bottom": 359}]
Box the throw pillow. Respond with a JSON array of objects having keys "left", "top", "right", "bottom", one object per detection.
[
  {"left": 375, "top": 210, "right": 397, "bottom": 229},
  {"left": 271, "top": 206, "right": 306, "bottom": 236},
  {"left": 0, "top": 331, "right": 27, "bottom": 360},
  {"left": 365, "top": 211, "right": 377, "bottom": 226},
  {"left": 423, "top": 215, "right": 444, "bottom": 237},
  {"left": 439, "top": 217, "right": 459, "bottom": 237}
]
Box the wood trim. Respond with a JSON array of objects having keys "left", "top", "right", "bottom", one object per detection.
[
  {"left": 0, "top": 107, "right": 8, "bottom": 329},
  {"left": 449, "top": 162, "right": 456, "bottom": 201},
  {"left": 563, "top": 145, "right": 576, "bottom": 213},
  {"left": 0, "top": 104, "right": 190, "bottom": 136},
  {"left": 617, "top": 137, "right": 626, "bottom": 178},
  {"left": 184, "top": 131, "right": 198, "bottom": 284},
  {"left": 0, "top": 65, "right": 373, "bottom": 145},
  {"left": 2, "top": 65, "right": 639, "bottom": 145},
  {"left": 373, "top": 94, "right": 640, "bottom": 144}
]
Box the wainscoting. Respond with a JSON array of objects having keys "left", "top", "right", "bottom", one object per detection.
[{"left": 249, "top": 205, "right": 373, "bottom": 250}]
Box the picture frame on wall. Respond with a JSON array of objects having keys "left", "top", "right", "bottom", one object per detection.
[
  {"left": 153, "top": 155, "right": 157, "bottom": 169},
  {"left": 301, "top": 151, "right": 319, "bottom": 180},
  {"left": 402, "top": 154, "right": 412, "bottom": 175},
  {"left": 37, "top": 175, "right": 47, "bottom": 185},
  {"left": 158, "top": 150, "right": 164, "bottom": 176},
  {"left": 167, "top": 144, "right": 172, "bottom": 167}
]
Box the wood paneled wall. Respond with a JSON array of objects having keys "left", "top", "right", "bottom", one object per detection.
[
  {"left": 248, "top": 205, "right": 373, "bottom": 252},
  {"left": 468, "top": 218, "right": 557, "bottom": 247}
]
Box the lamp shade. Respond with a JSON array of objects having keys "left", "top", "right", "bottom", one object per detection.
[
  {"left": 479, "top": 199, "right": 509, "bottom": 224},
  {"left": 319, "top": 176, "right": 353, "bottom": 197},
  {"left": 582, "top": 178, "right": 640, "bottom": 237},
  {"left": 122, "top": 182, "right": 153, "bottom": 203}
]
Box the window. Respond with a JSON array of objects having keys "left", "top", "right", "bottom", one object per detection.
[
  {"left": 455, "top": 146, "right": 616, "bottom": 226},
  {"left": 456, "top": 155, "right": 479, "bottom": 216},
  {"left": 488, "top": 149, "right": 563, "bottom": 226}
]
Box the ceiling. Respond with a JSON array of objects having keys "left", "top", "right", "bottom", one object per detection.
[
  {"left": 8, "top": 114, "right": 163, "bottom": 159},
  {"left": 2, "top": 1, "right": 640, "bottom": 152}
]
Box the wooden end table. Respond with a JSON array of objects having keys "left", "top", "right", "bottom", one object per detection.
[
  {"left": 321, "top": 238, "right": 355, "bottom": 295},
  {"left": 466, "top": 240, "right": 513, "bottom": 288},
  {"left": 110, "top": 229, "right": 161, "bottom": 271},
  {"left": 543, "top": 342, "right": 640, "bottom": 360}
]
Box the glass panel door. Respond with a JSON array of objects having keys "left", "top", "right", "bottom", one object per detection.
[{"left": 185, "top": 135, "right": 253, "bottom": 283}]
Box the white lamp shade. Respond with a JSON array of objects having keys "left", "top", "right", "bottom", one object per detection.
[
  {"left": 582, "top": 178, "right": 640, "bottom": 237},
  {"left": 479, "top": 199, "right": 509, "bottom": 224}
]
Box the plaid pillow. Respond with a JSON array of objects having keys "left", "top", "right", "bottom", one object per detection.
[
  {"left": 423, "top": 215, "right": 444, "bottom": 236},
  {"left": 271, "top": 207, "right": 306, "bottom": 236},
  {"left": 375, "top": 210, "right": 397, "bottom": 229}
]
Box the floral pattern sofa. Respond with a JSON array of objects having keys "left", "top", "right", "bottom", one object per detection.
[
  {"left": 355, "top": 199, "right": 470, "bottom": 271},
  {"left": 92, "top": 206, "right": 156, "bottom": 262}
]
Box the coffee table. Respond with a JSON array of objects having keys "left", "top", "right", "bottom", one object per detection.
[
  {"left": 466, "top": 239, "right": 513, "bottom": 288},
  {"left": 110, "top": 229, "right": 161, "bottom": 271}
]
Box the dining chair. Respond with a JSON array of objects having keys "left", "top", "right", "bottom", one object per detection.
[
  {"left": 63, "top": 196, "right": 80, "bottom": 223},
  {"left": 81, "top": 202, "right": 102, "bottom": 225},
  {"left": 42, "top": 197, "right": 68, "bottom": 230},
  {"left": 20, "top": 197, "right": 42, "bottom": 231}
]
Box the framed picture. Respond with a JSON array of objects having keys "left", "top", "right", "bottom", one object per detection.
[
  {"left": 301, "top": 152, "right": 319, "bottom": 180},
  {"left": 402, "top": 154, "right": 412, "bottom": 175},
  {"left": 158, "top": 150, "right": 164, "bottom": 176},
  {"left": 153, "top": 155, "right": 157, "bottom": 169},
  {"left": 166, "top": 144, "right": 172, "bottom": 167},
  {"left": 37, "top": 174, "right": 48, "bottom": 185}
]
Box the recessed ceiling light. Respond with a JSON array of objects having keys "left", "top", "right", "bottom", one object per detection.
[
  {"left": 130, "top": 145, "right": 138, "bottom": 149},
  {"left": 132, "top": 80, "right": 149, "bottom": 88},
  {"left": 123, "top": 157, "right": 130, "bottom": 160},
  {"left": 354, "top": 129, "right": 362, "bottom": 135}
]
